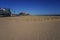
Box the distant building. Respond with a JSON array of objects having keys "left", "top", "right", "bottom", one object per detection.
[
  {"left": 0, "top": 8, "right": 11, "bottom": 16},
  {"left": 11, "top": 14, "right": 16, "bottom": 16}
]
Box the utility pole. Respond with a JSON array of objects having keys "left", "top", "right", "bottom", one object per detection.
[
  {"left": 14, "top": 10, "right": 16, "bottom": 16},
  {"left": 14, "top": 10, "right": 15, "bottom": 14}
]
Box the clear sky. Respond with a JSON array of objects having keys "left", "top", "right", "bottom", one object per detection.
[{"left": 0, "top": 0, "right": 60, "bottom": 15}]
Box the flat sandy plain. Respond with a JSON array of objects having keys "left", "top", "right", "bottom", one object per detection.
[{"left": 0, "top": 16, "right": 60, "bottom": 40}]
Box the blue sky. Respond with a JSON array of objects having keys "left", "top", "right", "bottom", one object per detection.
[{"left": 0, "top": 0, "right": 60, "bottom": 15}]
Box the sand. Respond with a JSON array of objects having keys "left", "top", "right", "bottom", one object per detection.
[{"left": 0, "top": 16, "right": 60, "bottom": 40}]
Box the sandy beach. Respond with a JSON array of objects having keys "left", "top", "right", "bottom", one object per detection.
[{"left": 0, "top": 16, "right": 60, "bottom": 40}]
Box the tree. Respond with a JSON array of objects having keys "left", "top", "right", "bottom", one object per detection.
[
  {"left": 18, "top": 12, "right": 30, "bottom": 16},
  {"left": 19, "top": 12, "right": 26, "bottom": 16}
]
